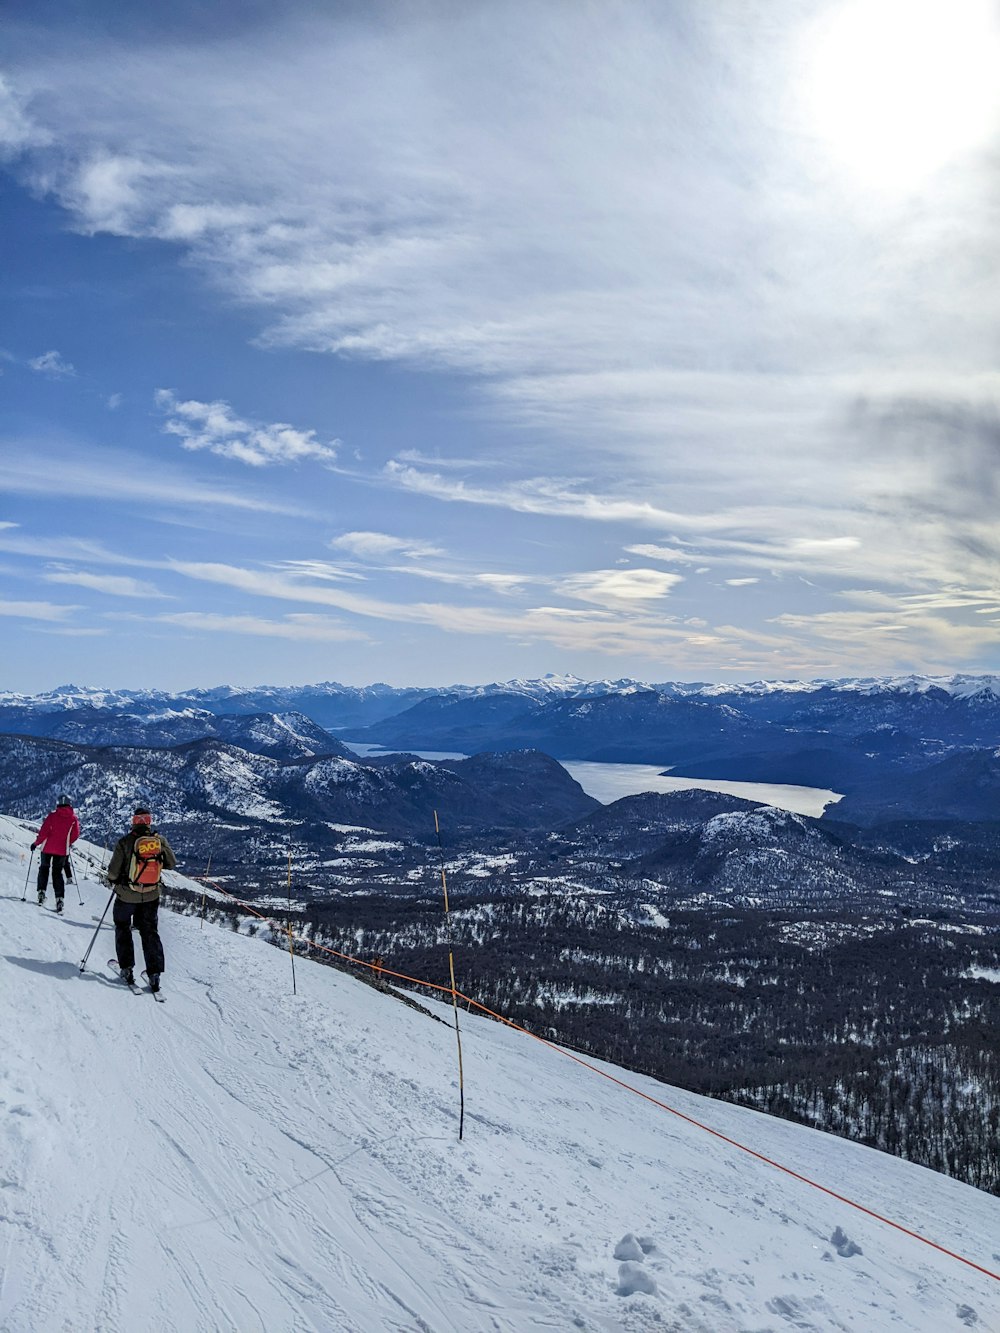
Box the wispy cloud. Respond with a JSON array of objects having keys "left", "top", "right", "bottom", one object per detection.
[
  {"left": 168, "top": 558, "right": 700, "bottom": 660},
  {"left": 5, "top": 7, "right": 1000, "bottom": 678},
  {"left": 42, "top": 568, "right": 169, "bottom": 599},
  {"left": 329, "top": 531, "right": 444, "bottom": 560},
  {"left": 1, "top": 438, "right": 309, "bottom": 515},
  {"left": 28, "top": 349, "right": 75, "bottom": 378},
  {"left": 557, "top": 569, "right": 684, "bottom": 606},
  {"left": 0, "top": 599, "right": 78, "bottom": 621},
  {"left": 271, "top": 560, "right": 366, "bottom": 584},
  {"left": 147, "top": 612, "right": 369, "bottom": 643},
  {"left": 0, "top": 74, "right": 50, "bottom": 155},
  {"left": 0, "top": 530, "right": 163, "bottom": 567},
  {"left": 626, "top": 544, "right": 700, "bottom": 565},
  {"left": 156, "top": 390, "right": 338, "bottom": 467},
  {"left": 383, "top": 462, "right": 709, "bottom": 529}
]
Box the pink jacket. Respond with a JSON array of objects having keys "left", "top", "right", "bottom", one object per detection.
[{"left": 35, "top": 806, "right": 80, "bottom": 856}]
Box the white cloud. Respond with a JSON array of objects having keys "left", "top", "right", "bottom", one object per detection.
[
  {"left": 557, "top": 569, "right": 684, "bottom": 606},
  {"left": 150, "top": 612, "right": 369, "bottom": 643},
  {"left": 329, "top": 531, "right": 444, "bottom": 560},
  {"left": 383, "top": 462, "right": 709, "bottom": 529},
  {"left": 167, "top": 558, "right": 699, "bottom": 660},
  {"left": 725, "top": 578, "right": 759, "bottom": 587},
  {"left": 42, "top": 569, "right": 169, "bottom": 599},
  {"left": 0, "top": 530, "right": 163, "bottom": 567},
  {"left": 626, "top": 544, "right": 700, "bottom": 564},
  {"left": 0, "top": 74, "right": 49, "bottom": 155},
  {"left": 394, "top": 450, "right": 501, "bottom": 471},
  {"left": 473, "top": 574, "right": 529, "bottom": 594},
  {"left": 0, "top": 599, "right": 77, "bottom": 621},
  {"left": 33, "top": 626, "right": 108, "bottom": 637},
  {"left": 28, "top": 350, "right": 75, "bottom": 378},
  {"left": 156, "top": 390, "right": 337, "bottom": 467},
  {"left": 107, "top": 393, "right": 123, "bottom": 410},
  {"left": 5, "top": 9, "right": 1000, "bottom": 674},
  {"left": 1, "top": 438, "right": 308, "bottom": 514},
  {"left": 272, "top": 560, "right": 366, "bottom": 584}
]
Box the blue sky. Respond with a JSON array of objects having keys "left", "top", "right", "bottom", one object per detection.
[{"left": 3, "top": 0, "right": 1000, "bottom": 691}]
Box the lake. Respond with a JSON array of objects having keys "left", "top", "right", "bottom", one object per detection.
[{"left": 342, "top": 743, "right": 842, "bottom": 818}]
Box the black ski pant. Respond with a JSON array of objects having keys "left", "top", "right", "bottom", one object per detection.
[
  {"left": 113, "top": 898, "right": 165, "bottom": 974},
  {"left": 37, "top": 853, "right": 69, "bottom": 900}
]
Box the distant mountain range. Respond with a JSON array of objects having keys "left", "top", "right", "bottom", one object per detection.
[
  {"left": 4, "top": 674, "right": 1000, "bottom": 823},
  {"left": 5, "top": 671, "right": 1000, "bottom": 727}
]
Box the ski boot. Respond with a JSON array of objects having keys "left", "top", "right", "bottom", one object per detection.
[
  {"left": 120, "top": 967, "right": 135, "bottom": 985},
  {"left": 147, "top": 973, "right": 161, "bottom": 993},
  {"left": 37, "top": 888, "right": 45, "bottom": 905},
  {"left": 55, "top": 898, "right": 64, "bottom": 915}
]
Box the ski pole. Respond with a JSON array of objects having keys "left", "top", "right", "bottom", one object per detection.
[
  {"left": 68, "top": 851, "right": 85, "bottom": 906},
  {"left": 20, "top": 845, "right": 36, "bottom": 902},
  {"left": 80, "top": 889, "right": 115, "bottom": 973}
]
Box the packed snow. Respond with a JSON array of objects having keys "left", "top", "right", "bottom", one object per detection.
[{"left": 1, "top": 814, "right": 998, "bottom": 1332}]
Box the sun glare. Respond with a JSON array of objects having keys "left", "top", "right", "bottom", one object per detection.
[{"left": 798, "top": 0, "right": 1000, "bottom": 190}]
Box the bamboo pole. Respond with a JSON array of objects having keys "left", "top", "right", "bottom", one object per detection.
[
  {"left": 201, "top": 852, "right": 212, "bottom": 928},
  {"left": 287, "top": 850, "right": 297, "bottom": 996},
  {"left": 434, "top": 809, "right": 465, "bottom": 1140}
]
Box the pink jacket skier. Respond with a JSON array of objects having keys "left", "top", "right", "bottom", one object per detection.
[{"left": 33, "top": 795, "right": 80, "bottom": 912}]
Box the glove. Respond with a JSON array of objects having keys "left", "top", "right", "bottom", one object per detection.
[{"left": 30, "top": 841, "right": 38, "bottom": 851}]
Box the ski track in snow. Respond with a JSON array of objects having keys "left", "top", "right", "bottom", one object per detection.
[{"left": 1, "top": 816, "right": 999, "bottom": 1332}]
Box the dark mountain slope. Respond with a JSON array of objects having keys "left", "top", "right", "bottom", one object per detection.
[
  {"left": 359, "top": 689, "right": 775, "bottom": 764},
  {"left": 0, "top": 707, "right": 348, "bottom": 760},
  {"left": 832, "top": 747, "right": 1000, "bottom": 825}
]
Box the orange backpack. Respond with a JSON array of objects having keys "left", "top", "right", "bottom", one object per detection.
[{"left": 129, "top": 833, "right": 163, "bottom": 888}]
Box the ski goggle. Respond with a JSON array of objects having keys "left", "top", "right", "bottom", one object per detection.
[{"left": 132, "top": 812, "right": 153, "bottom": 827}]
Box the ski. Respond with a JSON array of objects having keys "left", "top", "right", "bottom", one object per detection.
[
  {"left": 141, "top": 970, "right": 166, "bottom": 1002},
  {"left": 108, "top": 960, "right": 140, "bottom": 992}
]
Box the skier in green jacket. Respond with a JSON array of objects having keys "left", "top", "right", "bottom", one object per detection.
[{"left": 106, "top": 806, "right": 176, "bottom": 989}]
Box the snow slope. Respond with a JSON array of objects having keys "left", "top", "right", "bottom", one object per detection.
[{"left": 1, "top": 816, "right": 997, "bottom": 1333}]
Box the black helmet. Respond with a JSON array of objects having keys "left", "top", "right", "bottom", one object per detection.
[{"left": 57, "top": 793, "right": 72, "bottom": 807}]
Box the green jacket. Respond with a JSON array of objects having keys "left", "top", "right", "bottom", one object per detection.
[{"left": 107, "top": 827, "right": 177, "bottom": 904}]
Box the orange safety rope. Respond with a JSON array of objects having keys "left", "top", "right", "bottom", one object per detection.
[{"left": 190, "top": 874, "right": 1000, "bottom": 1285}]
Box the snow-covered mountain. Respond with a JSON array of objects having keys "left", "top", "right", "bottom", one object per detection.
[
  {"left": 0, "top": 735, "right": 598, "bottom": 840},
  {"left": 0, "top": 707, "right": 347, "bottom": 760},
  {"left": 5, "top": 672, "right": 1000, "bottom": 715},
  {"left": 1, "top": 815, "right": 997, "bottom": 1331},
  {"left": 7, "top": 673, "right": 1000, "bottom": 824}
]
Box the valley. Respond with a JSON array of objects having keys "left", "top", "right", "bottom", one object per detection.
[{"left": 4, "top": 674, "right": 1000, "bottom": 1200}]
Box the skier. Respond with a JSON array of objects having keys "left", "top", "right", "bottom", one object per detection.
[
  {"left": 32, "top": 794, "right": 80, "bottom": 913},
  {"left": 106, "top": 806, "right": 176, "bottom": 990}
]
